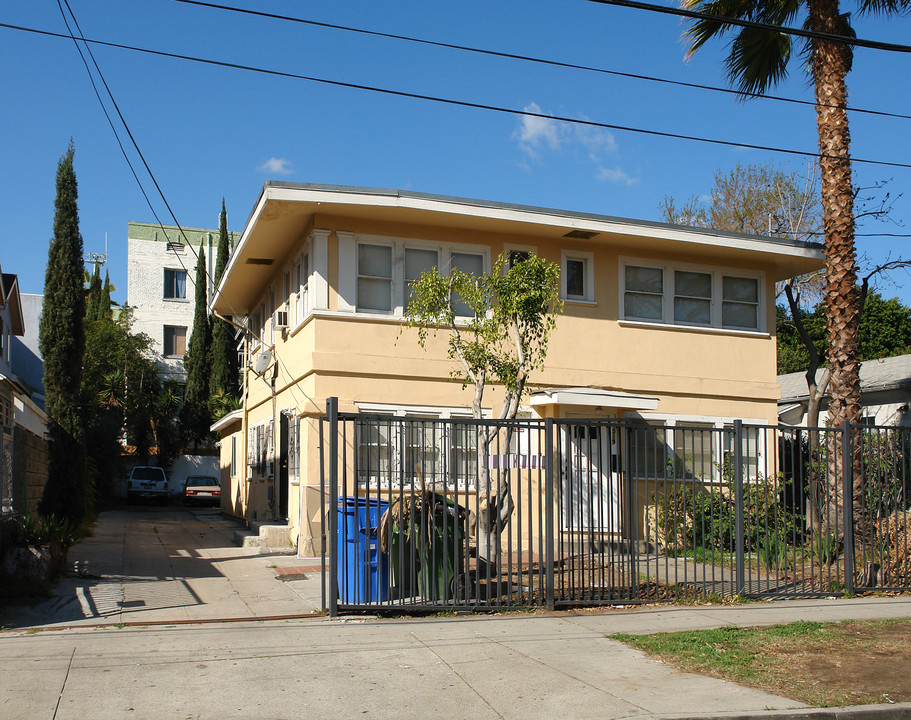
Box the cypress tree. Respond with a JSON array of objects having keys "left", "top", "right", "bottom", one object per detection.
[
  {"left": 209, "top": 200, "right": 239, "bottom": 406},
  {"left": 86, "top": 265, "right": 105, "bottom": 322},
  {"left": 39, "top": 142, "right": 87, "bottom": 523},
  {"left": 181, "top": 247, "right": 212, "bottom": 443}
]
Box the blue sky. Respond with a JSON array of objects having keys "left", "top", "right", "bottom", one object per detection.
[{"left": 2, "top": 0, "right": 910, "bottom": 307}]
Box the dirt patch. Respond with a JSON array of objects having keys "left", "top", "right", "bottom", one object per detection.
[
  {"left": 619, "top": 618, "right": 911, "bottom": 708},
  {"left": 760, "top": 621, "right": 911, "bottom": 706}
]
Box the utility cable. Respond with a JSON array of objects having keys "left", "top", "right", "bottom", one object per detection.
[
  {"left": 584, "top": 0, "right": 911, "bottom": 54},
  {"left": 55, "top": 2, "right": 252, "bottom": 329},
  {"left": 172, "top": 0, "right": 911, "bottom": 122},
  {"left": 4, "top": 21, "right": 910, "bottom": 170}
]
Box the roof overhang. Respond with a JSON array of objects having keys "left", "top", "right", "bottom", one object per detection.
[
  {"left": 213, "top": 183, "right": 826, "bottom": 313},
  {"left": 210, "top": 409, "right": 243, "bottom": 434},
  {"left": 530, "top": 387, "right": 659, "bottom": 411}
]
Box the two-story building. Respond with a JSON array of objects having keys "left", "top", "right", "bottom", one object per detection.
[{"left": 211, "top": 183, "right": 824, "bottom": 556}]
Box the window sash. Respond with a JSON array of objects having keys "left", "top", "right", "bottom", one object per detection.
[
  {"left": 164, "top": 269, "right": 186, "bottom": 299},
  {"left": 565, "top": 258, "right": 586, "bottom": 299},
  {"left": 357, "top": 244, "right": 393, "bottom": 312}
]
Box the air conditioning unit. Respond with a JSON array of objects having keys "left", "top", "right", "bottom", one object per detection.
[{"left": 273, "top": 310, "right": 289, "bottom": 329}]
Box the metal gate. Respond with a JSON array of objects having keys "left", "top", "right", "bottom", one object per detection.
[{"left": 319, "top": 399, "right": 911, "bottom": 615}]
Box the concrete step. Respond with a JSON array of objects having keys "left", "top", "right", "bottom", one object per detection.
[{"left": 233, "top": 522, "right": 296, "bottom": 555}]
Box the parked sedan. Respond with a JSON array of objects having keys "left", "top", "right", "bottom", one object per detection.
[{"left": 183, "top": 476, "right": 221, "bottom": 507}]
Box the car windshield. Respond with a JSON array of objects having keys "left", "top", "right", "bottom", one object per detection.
[{"left": 187, "top": 477, "right": 219, "bottom": 487}]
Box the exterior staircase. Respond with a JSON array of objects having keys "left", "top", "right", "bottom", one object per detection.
[{"left": 233, "top": 522, "right": 295, "bottom": 554}]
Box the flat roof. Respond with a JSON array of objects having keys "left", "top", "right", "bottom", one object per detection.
[{"left": 216, "top": 183, "right": 825, "bottom": 313}]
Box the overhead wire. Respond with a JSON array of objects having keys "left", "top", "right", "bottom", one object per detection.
[
  {"left": 54, "top": 1, "right": 252, "bottom": 328},
  {"left": 172, "top": 0, "right": 911, "bottom": 122},
  {"left": 584, "top": 0, "right": 911, "bottom": 54},
  {"left": 4, "top": 21, "right": 911, "bottom": 170}
]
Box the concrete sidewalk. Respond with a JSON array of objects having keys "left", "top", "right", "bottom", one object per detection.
[
  {"left": 2, "top": 510, "right": 911, "bottom": 719},
  {"left": 2, "top": 601, "right": 911, "bottom": 720}
]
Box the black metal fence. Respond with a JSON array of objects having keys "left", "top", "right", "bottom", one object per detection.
[{"left": 319, "top": 399, "right": 911, "bottom": 615}]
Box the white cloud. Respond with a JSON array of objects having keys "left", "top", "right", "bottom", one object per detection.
[
  {"left": 258, "top": 157, "right": 294, "bottom": 175},
  {"left": 513, "top": 103, "right": 562, "bottom": 158},
  {"left": 596, "top": 165, "right": 640, "bottom": 186},
  {"left": 513, "top": 103, "right": 634, "bottom": 184}
]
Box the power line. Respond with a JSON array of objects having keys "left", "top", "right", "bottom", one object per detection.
[
  {"left": 51, "top": 3, "right": 250, "bottom": 328},
  {"left": 585, "top": 0, "right": 911, "bottom": 54},
  {"left": 173, "top": 0, "right": 911, "bottom": 122},
  {"left": 5, "top": 21, "right": 911, "bottom": 170}
]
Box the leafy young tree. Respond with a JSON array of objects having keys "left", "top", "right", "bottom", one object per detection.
[
  {"left": 405, "top": 252, "right": 562, "bottom": 563},
  {"left": 181, "top": 247, "right": 212, "bottom": 444},
  {"left": 209, "top": 200, "right": 239, "bottom": 410},
  {"left": 39, "top": 143, "right": 87, "bottom": 524},
  {"left": 682, "top": 0, "right": 911, "bottom": 432}
]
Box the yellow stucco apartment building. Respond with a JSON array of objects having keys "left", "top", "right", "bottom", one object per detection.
[{"left": 210, "top": 183, "right": 824, "bottom": 556}]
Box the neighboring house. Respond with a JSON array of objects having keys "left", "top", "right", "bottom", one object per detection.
[
  {"left": 0, "top": 270, "right": 48, "bottom": 516},
  {"left": 778, "top": 354, "right": 911, "bottom": 427},
  {"left": 126, "top": 221, "right": 240, "bottom": 384},
  {"left": 210, "top": 183, "right": 824, "bottom": 555}
]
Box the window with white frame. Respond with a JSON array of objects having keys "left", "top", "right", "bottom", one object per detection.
[
  {"left": 622, "top": 261, "right": 763, "bottom": 331},
  {"left": 561, "top": 250, "right": 594, "bottom": 302},
  {"left": 355, "top": 406, "right": 481, "bottom": 488},
  {"left": 404, "top": 247, "right": 438, "bottom": 311},
  {"left": 628, "top": 417, "right": 763, "bottom": 481},
  {"left": 247, "top": 421, "right": 274, "bottom": 477},
  {"left": 450, "top": 251, "right": 484, "bottom": 316},
  {"left": 357, "top": 243, "right": 393, "bottom": 312},
  {"left": 230, "top": 436, "right": 236, "bottom": 478},
  {"left": 294, "top": 250, "right": 310, "bottom": 324},
  {"left": 287, "top": 414, "right": 300, "bottom": 483},
  {"left": 349, "top": 237, "right": 488, "bottom": 317}
]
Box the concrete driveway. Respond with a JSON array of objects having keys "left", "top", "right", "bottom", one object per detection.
[{"left": 0, "top": 508, "right": 324, "bottom": 629}]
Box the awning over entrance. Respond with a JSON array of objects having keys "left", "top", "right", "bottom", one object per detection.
[{"left": 529, "top": 387, "right": 659, "bottom": 411}]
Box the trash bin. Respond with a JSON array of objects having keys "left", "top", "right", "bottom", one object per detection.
[
  {"left": 419, "top": 494, "right": 466, "bottom": 601},
  {"left": 383, "top": 493, "right": 466, "bottom": 602},
  {"left": 337, "top": 497, "right": 390, "bottom": 604}
]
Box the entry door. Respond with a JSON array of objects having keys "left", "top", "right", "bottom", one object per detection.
[
  {"left": 561, "top": 424, "right": 620, "bottom": 533},
  {"left": 278, "top": 414, "right": 290, "bottom": 520}
]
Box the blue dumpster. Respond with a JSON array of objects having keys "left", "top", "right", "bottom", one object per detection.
[{"left": 337, "top": 497, "right": 390, "bottom": 604}]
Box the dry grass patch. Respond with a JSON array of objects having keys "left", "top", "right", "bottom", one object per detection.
[{"left": 611, "top": 618, "right": 911, "bottom": 708}]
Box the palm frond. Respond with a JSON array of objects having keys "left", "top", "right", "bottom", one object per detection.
[
  {"left": 856, "top": 0, "right": 911, "bottom": 16},
  {"left": 727, "top": 26, "right": 793, "bottom": 94}
]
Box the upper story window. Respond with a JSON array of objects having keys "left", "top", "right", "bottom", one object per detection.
[
  {"left": 622, "top": 260, "right": 763, "bottom": 331},
  {"left": 404, "top": 247, "right": 438, "bottom": 312},
  {"left": 163, "top": 325, "right": 187, "bottom": 357},
  {"left": 357, "top": 243, "right": 393, "bottom": 312},
  {"left": 294, "top": 250, "right": 310, "bottom": 324},
  {"left": 163, "top": 269, "right": 187, "bottom": 300},
  {"left": 349, "top": 236, "right": 488, "bottom": 317},
  {"left": 449, "top": 251, "right": 484, "bottom": 316},
  {"left": 561, "top": 250, "right": 594, "bottom": 303}
]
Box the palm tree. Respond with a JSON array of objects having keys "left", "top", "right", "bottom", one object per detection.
[
  {"left": 683, "top": 0, "right": 909, "bottom": 561},
  {"left": 684, "top": 0, "right": 908, "bottom": 429}
]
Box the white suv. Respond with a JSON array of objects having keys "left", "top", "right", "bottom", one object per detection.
[{"left": 127, "top": 466, "right": 169, "bottom": 506}]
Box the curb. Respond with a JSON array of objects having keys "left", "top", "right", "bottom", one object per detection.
[{"left": 664, "top": 703, "right": 911, "bottom": 720}]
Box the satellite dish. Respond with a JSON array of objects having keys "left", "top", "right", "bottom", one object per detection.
[{"left": 252, "top": 350, "right": 272, "bottom": 375}]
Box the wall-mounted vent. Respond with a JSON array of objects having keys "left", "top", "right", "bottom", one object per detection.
[
  {"left": 166, "top": 242, "right": 186, "bottom": 252},
  {"left": 563, "top": 230, "right": 598, "bottom": 240},
  {"left": 246, "top": 258, "right": 274, "bottom": 266},
  {"left": 273, "top": 310, "right": 288, "bottom": 329}
]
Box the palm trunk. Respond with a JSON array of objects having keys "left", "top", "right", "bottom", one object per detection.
[{"left": 809, "top": 0, "right": 863, "bottom": 565}]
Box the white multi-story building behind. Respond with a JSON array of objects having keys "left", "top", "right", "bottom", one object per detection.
[{"left": 127, "top": 221, "right": 240, "bottom": 384}]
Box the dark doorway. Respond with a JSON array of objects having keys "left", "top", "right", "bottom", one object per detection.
[{"left": 278, "top": 413, "right": 290, "bottom": 520}]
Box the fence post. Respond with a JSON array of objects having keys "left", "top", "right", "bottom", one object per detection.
[
  {"left": 734, "top": 420, "right": 745, "bottom": 597},
  {"left": 544, "top": 418, "right": 555, "bottom": 611},
  {"left": 327, "top": 397, "right": 339, "bottom": 618},
  {"left": 841, "top": 420, "right": 855, "bottom": 596}
]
